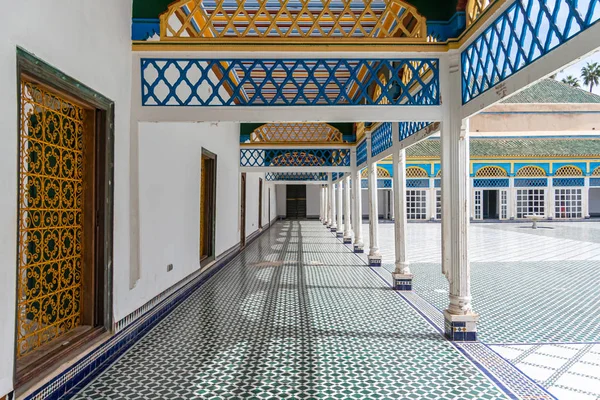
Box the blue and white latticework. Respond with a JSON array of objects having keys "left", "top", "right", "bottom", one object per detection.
[{"left": 462, "top": 0, "right": 600, "bottom": 103}]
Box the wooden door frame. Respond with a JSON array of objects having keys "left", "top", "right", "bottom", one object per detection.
[
  {"left": 14, "top": 47, "right": 114, "bottom": 388},
  {"left": 200, "top": 148, "right": 217, "bottom": 267},
  {"left": 240, "top": 173, "right": 247, "bottom": 248}
]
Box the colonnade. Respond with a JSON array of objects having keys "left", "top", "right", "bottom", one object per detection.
[{"left": 318, "top": 57, "right": 477, "bottom": 342}]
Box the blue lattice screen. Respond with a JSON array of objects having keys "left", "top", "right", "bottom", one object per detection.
[
  {"left": 265, "top": 172, "right": 328, "bottom": 181},
  {"left": 399, "top": 121, "right": 434, "bottom": 140},
  {"left": 371, "top": 123, "right": 393, "bottom": 157},
  {"left": 240, "top": 149, "right": 350, "bottom": 167},
  {"left": 361, "top": 179, "right": 391, "bottom": 189},
  {"left": 553, "top": 178, "right": 585, "bottom": 187},
  {"left": 473, "top": 178, "right": 510, "bottom": 188},
  {"left": 590, "top": 178, "right": 600, "bottom": 187},
  {"left": 462, "top": 0, "right": 600, "bottom": 103},
  {"left": 514, "top": 178, "right": 548, "bottom": 187},
  {"left": 141, "top": 58, "right": 440, "bottom": 106},
  {"left": 434, "top": 178, "right": 441, "bottom": 188},
  {"left": 407, "top": 179, "right": 430, "bottom": 188},
  {"left": 357, "top": 140, "right": 368, "bottom": 166}
]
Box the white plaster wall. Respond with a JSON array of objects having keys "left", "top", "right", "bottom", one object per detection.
[
  {"left": 0, "top": 1, "right": 132, "bottom": 395},
  {"left": 306, "top": 185, "right": 321, "bottom": 218},
  {"left": 589, "top": 188, "right": 600, "bottom": 216},
  {"left": 360, "top": 189, "right": 386, "bottom": 217},
  {"left": 276, "top": 185, "right": 287, "bottom": 217},
  {"left": 135, "top": 122, "right": 273, "bottom": 324}
]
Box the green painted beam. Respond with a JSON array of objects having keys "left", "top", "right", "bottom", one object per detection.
[{"left": 132, "top": 0, "right": 461, "bottom": 23}]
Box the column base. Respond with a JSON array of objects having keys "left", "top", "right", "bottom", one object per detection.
[
  {"left": 392, "top": 273, "right": 413, "bottom": 291},
  {"left": 336, "top": 231, "right": 344, "bottom": 238},
  {"left": 443, "top": 310, "right": 479, "bottom": 342},
  {"left": 368, "top": 255, "right": 382, "bottom": 267},
  {"left": 330, "top": 227, "right": 337, "bottom": 233},
  {"left": 343, "top": 236, "right": 352, "bottom": 244},
  {"left": 353, "top": 244, "right": 364, "bottom": 253}
]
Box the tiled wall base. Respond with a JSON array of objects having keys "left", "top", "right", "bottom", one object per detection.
[
  {"left": 444, "top": 310, "right": 479, "bottom": 342},
  {"left": 393, "top": 276, "right": 413, "bottom": 291},
  {"left": 25, "top": 220, "right": 277, "bottom": 400},
  {"left": 368, "top": 256, "right": 382, "bottom": 267}
]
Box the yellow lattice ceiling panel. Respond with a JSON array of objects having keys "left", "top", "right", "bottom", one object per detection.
[
  {"left": 361, "top": 166, "right": 390, "bottom": 178},
  {"left": 406, "top": 166, "right": 429, "bottom": 178},
  {"left": 466, "top": 0, "right": 493, "bottom": 26},
  {"left": 475, "top": 166, "right": 508, "bottom": 177},
  {"left": 161, "top": 0, "right": 427, "bottom": 40},
  {"left": 250, "top": 123, "right": 343, "bottom": 143},
  {"left": 554, "top": 166, "right": 583, "bottom": 177},
  {"left": 516, "top": 166, "right": 546, "bottom": 177}
]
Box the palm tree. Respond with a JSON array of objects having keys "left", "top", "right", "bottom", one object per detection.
[
  {"left": 581, "top": 62, "right": 600, "bottom": 92},
  {"left": 561, "top": 75, "right": 580, "bottom": 88}
]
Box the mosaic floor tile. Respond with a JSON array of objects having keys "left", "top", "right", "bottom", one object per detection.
[
  {"left": 72, "top": 222, "right": 507, "bottom": 400},
  {"left": 360, "top": 220, "right": 600, "bottom": 399}
]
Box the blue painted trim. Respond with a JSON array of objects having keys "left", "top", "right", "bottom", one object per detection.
[
  {"left": 132, "top": 18, "right": 160, "bottom": 41},
  {"left": 427, "top": 12, "right": 466, "bottom": 41}
]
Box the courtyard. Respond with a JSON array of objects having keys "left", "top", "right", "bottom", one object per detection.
[{"left": 360, "top": 220, "right": 600, "bottom": 399}]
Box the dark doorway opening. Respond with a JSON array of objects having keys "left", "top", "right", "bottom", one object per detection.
[
  {"left": 286, "top": 185, "right": 307, "bottom": 219},
  {"left": 483, "top": 190, "right": 499, "bottom": 219},
  {"left": 200, "top": 149, "right": 217, "bottom": 266},
  {"left": 240, "top": 173, "right": 246, "bottom": 248}
]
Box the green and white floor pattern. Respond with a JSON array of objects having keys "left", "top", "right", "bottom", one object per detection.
[
  {"left": 361, "top": 221, "right": 600, "bottom": 400},
  {"left": 73, "top": 221, "right": 514, "bottom": 400}
]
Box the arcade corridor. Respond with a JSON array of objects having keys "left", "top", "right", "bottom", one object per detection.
[{"left": 72, "top": 221, "right": 507, "bottom": 399}]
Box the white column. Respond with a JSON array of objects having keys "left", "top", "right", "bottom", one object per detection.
[
  {"left": 441, "top": 55, "right": 478, "bottom": 341},
  {"left": 319, "top": 186, "right": 324, "bottom": 222},
  {"left": 330, "top": 178, "right": 338, "bottom": 231},
  {"left": 508, "top": 177, "right": 515, "bottom": 220},
  {"left": 327, "top": 175, "right": 333, "bottom": 227},
  {"left": 343, "top": 175, "right": 352, "bottom": 242},
  {"left": 390, "top": 185, "right": 395, "bottom": 220},
  {"left": 584, "top": 177, "right": 590, "bottom": 218},
  {"left": 547, "top": 178, "right": 555, "bottom": 220},
  {"left": 353, "top": 168, "right": 364, "bottom": 252},
  {"left": 429, "top": 179, "right": 437, "bottom": 220},
  {"left": 367, "top": 157, "right": 382, "bottom": 265},
  {"left": 336, "top": 181, "right": 343, "bottom": 237},
  {"left": 392, "top": 148, "right": 412, "bottom": 290}
]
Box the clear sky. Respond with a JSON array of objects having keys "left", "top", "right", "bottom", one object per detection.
[{"left": 555, "top": 51, "right": 600, "bottom": 94}]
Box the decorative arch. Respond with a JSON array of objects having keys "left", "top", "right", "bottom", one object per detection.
[
  {"left": 250, "top": 123, "right": 343, "bottom": 144},
  {"left": 161, "top": 0, "right": 428, "bottom": 40},
  {"left": 406, "top": 166, "right": 429, "bottom": 178},
  {"left": 516, "top": 166, "right": 547, "bottom": 177},
  {"left": 593, "top": 166, "right": 600, "bottom": 176},
  {"left": 361, "top": 166, "right": 391, "bottom": 178},
  {"left": 554, "top": 165, "right": 583, "bottom": 177},
  {"left": 475, "top": 165, "right": 508, "bottom": 177},
  {"left": 466, "top": 0, "right": 494, "bottom": 26}
]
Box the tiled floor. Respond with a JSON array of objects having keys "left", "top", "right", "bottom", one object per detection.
[
  {"left": 73, "top": 222, "right": 508, "bottom": 400},
  {"left": 361, "top": 220, "right": 600, "bottom": 400}
]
